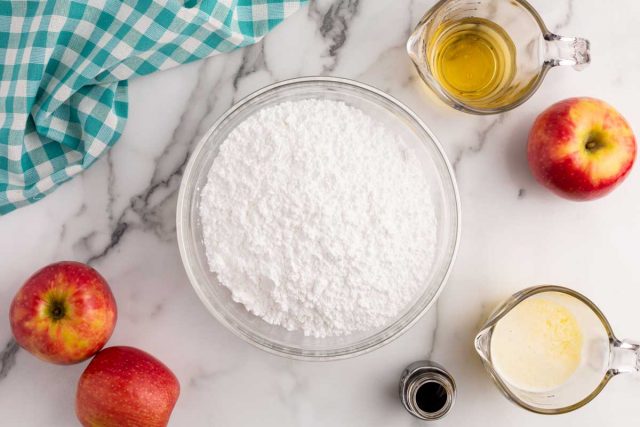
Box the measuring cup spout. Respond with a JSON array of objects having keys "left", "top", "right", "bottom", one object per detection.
[
  {"left": 610, "top": 338, "right": 640, "bottom": 375},
  {"left": 474, "top": 327, "right": 492, "bottom": 363},
  {"left": 543, "top": 34, "right": 591, "bottom": 70}
]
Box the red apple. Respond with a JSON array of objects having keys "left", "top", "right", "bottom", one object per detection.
[
  {"left": 76, "top": 346, "right": 180, "bottom": 427},
  {"left": 527, "top": 97, "right": 636, "bottom": 200},
  {"left": 9, "top": 261, "right": 117, "bottom": 364}
]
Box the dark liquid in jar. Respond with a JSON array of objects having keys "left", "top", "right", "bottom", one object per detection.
[{"left": 416, "top": 381, "right": 448, "bottom": 413}]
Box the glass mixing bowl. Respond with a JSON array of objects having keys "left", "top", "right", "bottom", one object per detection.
[{"left": 177, "top": 77, "right": 460, "bottom": 360}]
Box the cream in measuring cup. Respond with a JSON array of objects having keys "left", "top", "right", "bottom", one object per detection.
[
  {"left": 490, "top": 297, "right": 584, "bottom": 392},
  {"left": 475, "top": 286, "right": 640, "bottom": 414}
]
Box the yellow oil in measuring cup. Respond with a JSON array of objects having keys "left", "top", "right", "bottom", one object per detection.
[{"left": 426, "top": 17, "right": 516, "bottom": 106}]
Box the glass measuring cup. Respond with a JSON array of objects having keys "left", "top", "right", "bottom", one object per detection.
[
  {"left": 475, "top": 285, "right": 639, "bottom": 414},
  {"left": 407, "top": 0, "right": 591, "bottom": 114}
]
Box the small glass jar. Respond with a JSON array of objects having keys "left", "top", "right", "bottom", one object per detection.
[{"left": 400, "top": 360, "right": 456, "bottom": 420}]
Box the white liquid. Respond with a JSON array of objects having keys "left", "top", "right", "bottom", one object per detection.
[{"left": 490, "top": 297, "right": 584, "bottom": 392}]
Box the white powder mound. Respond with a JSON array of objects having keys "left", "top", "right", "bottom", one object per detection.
[{"left": 199, "top": 99, "right": 437, "bottom": 337}]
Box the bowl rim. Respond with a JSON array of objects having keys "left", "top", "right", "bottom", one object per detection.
[{"left": 176, "top": 76, "right": 462, "bottom": 361}]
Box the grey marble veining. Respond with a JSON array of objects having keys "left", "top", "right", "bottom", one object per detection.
[
  {"left": 0, "top": 340, "right": 18, "bottom": 382},
  {"left": 312, "top": 0, "right": 360, "bottom": 70}
]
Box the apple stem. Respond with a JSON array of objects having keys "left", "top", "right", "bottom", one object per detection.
[
  {"left": 47, "top": 299, "right": 67, "bottom": 321},
  {"left": 585, "top": 132, "right": 605, "bottom": 153}
]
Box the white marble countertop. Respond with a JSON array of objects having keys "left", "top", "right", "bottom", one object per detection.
[{"left": 2, "top": 0, "right": 640, "bottom": 425}]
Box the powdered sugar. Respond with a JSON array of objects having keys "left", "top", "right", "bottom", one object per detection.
[{"left": 199, "top": 99, "right": 436, "bottom": 337}]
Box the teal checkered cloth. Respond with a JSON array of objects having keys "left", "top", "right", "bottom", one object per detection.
[{"left": 0, "top": 0, "right": 305, "bottom": 214}]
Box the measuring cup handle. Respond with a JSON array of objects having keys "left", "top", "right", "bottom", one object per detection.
[
  {"left": 610, "top": 339, "right": 640, "bottom": 375},
  {"left": 543, "top": 34, "right": 591, "bottom": 71}
]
